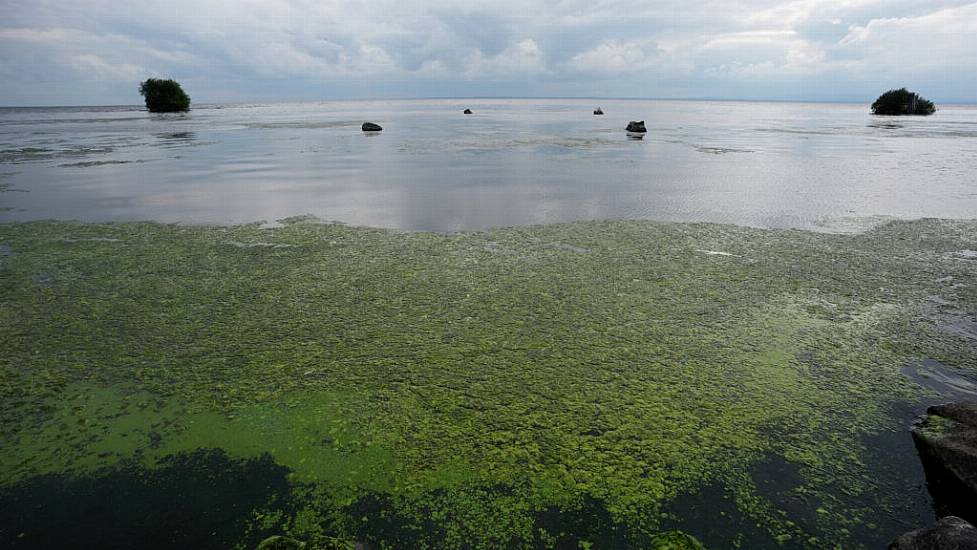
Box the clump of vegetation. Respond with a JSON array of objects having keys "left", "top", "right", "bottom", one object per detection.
[
  {"left": 871, "top": 88, "right": 935, "bottom": 115},
  {"left": 139, "top": 78, "right": 191, "bottom": 113},
  {"left": 1, "top": 218, "right": 976, "bottom": 548}
]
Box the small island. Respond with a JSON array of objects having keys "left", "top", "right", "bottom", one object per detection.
[
  {"left": 871, "top": 88, "right": 935, "bottom": 115},
  {"left": 139, "top": 78, "right": 191, "bottom": 113}
]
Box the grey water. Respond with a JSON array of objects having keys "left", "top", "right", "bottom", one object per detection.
[{"left": 1, "top": 98, "right": 976, "bottom": 232}]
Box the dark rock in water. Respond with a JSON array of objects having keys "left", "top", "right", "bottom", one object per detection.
[
  {"left": 912, "top": 402, "right": 977, "bottom": 525},
  {"left": 463, "top": 108, "right": 472, "bottom": 114},
  {"left": 593, "top": 107, "right": 604, "bottom": 115},
  {"left": 361, "top": 122, "right": 382, "bottom": 132},
  {"left": 626, "top": 121, "right": 646, "bottom": 133},
  {"left": 889, "top": 516, "right": 977, "bottom": 549},
  {"left": 257, "top": 536, "right": 305, "bottom": 550}
]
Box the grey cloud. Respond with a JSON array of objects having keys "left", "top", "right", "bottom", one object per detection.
[{"left": 0, "top": 0, "right": 974, "bottom": 105}]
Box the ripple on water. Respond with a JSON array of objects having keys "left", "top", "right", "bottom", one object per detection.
[{"left": 902, "top": 358, "right": 977, "bottom": 399}]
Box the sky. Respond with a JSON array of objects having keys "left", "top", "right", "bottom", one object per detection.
[{"left": 0, "top": 0, "right": 975, "bottom": 106}]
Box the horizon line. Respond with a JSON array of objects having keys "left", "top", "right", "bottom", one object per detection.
[{"left": 3, "top": 95, "right": 976, "bottom": 109}]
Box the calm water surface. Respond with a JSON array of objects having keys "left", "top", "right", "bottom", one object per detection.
[{"left": 1, "top": 99, "right": 976, "bottom": 231}]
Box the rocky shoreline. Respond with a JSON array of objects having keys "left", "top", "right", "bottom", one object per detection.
[{"left": 893, "top": 403, "right": 977, "bottom": 549}]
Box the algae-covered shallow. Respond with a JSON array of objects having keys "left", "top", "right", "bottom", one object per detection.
[{"left": 1, "top": 217, "right": 976, "bottom": 549}]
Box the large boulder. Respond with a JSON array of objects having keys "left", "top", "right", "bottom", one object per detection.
[
  {"left": 463, "top": 108, "right": 473, "bottom": 114},
  {"left": 361, "top": 122, "right": 382, "bottom": 132},
  {"left": 889, "top": 516, "right": 977, "bottom": 549},
  {"left": 911, "top": 402, "right": 977, "bottom": 525},
  {"left": 593, "top": 107, "right": 604, "bottom": 115},
  {"left": 626, "top": 121, "right": 646, "bottom": 133}
]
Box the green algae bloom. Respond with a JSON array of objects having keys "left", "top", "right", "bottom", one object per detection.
[
  {"left": 1, "top": 218, "right": 976, "bottom": 549},
  {"left": 649, "top": 531, "right": 706, "bottom": 549}
]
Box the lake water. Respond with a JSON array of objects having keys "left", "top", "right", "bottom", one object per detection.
[
  {"left": 2, "top": 99, "right": 976, "bottom": 232},
  {"left": 4, "top": 100, "right": 977, "bottom": 549}
]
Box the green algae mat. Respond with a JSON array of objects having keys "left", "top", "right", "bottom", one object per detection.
[{"left": 1, "top": 218, "right": 976, "bottom": 549}]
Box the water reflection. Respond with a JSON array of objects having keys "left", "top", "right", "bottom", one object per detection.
[
  {"left": 157, "top": 131, "right": 195, "bottom": 141},
  {"left": 1, "top": 100, "right": 976, "bottom": 231},
  {"left": 868, "top": 121, "right": 904, "bottom": 130}
]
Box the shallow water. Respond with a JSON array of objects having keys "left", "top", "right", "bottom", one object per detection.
[{"left": 1, "top": 99, "right": 976, "bottom": 231}]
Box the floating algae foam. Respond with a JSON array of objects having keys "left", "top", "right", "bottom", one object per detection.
[{"left": 1, "top": 218, "right": 976, "bottom": 549}]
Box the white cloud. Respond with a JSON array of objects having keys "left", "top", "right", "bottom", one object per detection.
[
  {"left": 417, "top": 59, "right": 450, "bottom": 76},
  {"left": 70, "top": 53, "right": 145, "bottom": 79},
  {"left": 699, "top": 30, "right": 826, "bottom": 74},
  {"left": 703, "top": 30, "right": 800, "bottom": 48},
  {"left": 838, "top": 2, "right": 977, "bottom": 69},
  {"left": 0, "top": 27, "right": 197, "bottom": 64},
  {"left": 742, "top": 0, "right": 874, "bottom": 27},
  {"left": 570, "top": 40, "right": 660, "bottom": 72},
  {"left": 463, "top": 39, "right": 546, "bottom": 77}
]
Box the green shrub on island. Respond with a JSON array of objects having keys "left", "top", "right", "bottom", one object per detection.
[
  {"left": 139, "top": 78, "right": 191, "bottom": 113},
  {"left": 871, "top": 88, "right": 935, "bottom": 116}
]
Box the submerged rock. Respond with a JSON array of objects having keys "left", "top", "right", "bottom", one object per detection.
[
  {"left": 649, "top": 530, "right": 705, "bottom": 549},
  {"left": 594, "top": 107, "right": 604, "bottom": 115},
  {"left": 257, "top": 536, "right": 305, "bottom": 550},
  {"left": 626, "top": 121, "right": 647, "bottom": 133},
  {"left": 361, "top": 122, "right": 382, "bottom": 132},
  {"left": 463, "top": 108, "right": 472, "bottom": 114},
  {"left": 889, "top": 516, "right": 977, "bottom": 549},
  {"left": 911, "top": 402, "right": 977, "bottom": 525},
  {"left": 255, "top": 535, "right": 355, "bottom": 550}
]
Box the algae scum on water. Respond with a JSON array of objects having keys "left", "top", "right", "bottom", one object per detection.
[{"left": 1, "top": 218, "right": 976, "bottom": 549}]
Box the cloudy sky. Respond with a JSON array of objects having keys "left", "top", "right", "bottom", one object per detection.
[{"left": 1, "top": 0, "right": 975, "bottom": 105}]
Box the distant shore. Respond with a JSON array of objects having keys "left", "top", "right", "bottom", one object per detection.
[{"left": 4, "top": 96, "right": 977, "bottom": 109}]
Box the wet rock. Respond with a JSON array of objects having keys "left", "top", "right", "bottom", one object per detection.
[
  {"left": 626, "top": 121, "right": 647, "bottom": 133},
  {"left": 463, "top": 108, "right": 472, "bottom": 114},
  {"left": 911, "top": 402, "right": 977, "bottom": 524},
  {"left": 257, "top": 535, "right": 305, "bottom": 550},
  {"left": 889, "top": 516, "right": 977, "bottom": 549},
  {"left": 361, "top": 122, "right": 382, "bottom": 132},
  {"left": 593, "top": 107, "right": 603, "bottom": 115}
]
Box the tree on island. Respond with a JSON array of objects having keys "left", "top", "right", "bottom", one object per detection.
[
  {"left": 871, "top": 88, "right": 935, "bottom": 116},
  {"left": 139, "top": 78, "right": 191, "bottom": 113}
]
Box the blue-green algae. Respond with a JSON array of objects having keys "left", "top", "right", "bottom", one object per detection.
[{"left": 1, "top": 218, "right": 976, "bottom": 548}]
